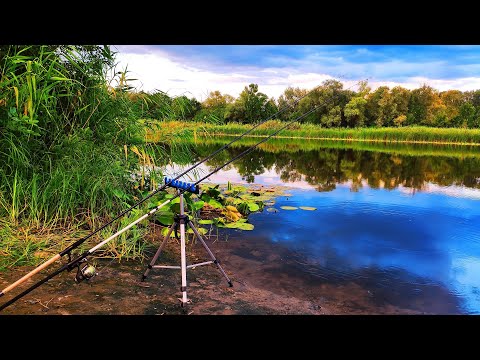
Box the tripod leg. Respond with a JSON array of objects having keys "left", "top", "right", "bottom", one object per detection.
[
  {"left": 179, "top": 218, "right": 188, "bottom": 307},
  {"left": 141, "top": 224, "right": 174, "bottom": 281},
  {"left": 188, "top": 221, "right": 233, "bottom": 287}
]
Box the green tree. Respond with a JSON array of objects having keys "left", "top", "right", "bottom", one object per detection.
[
  {"left": 344, "top": 97, "right": 367, "bottom": 127},
  {"left": 226, "top": 84, "right": 277, "bottom": 124},
  {"left": 366, "top": 86, "right": 396, "bottom": 127},
  {"left": 277, "top": 87, "right": 308, "bottom": 121},
  {"left": 440, "top": 90, "right": 464, "bottom": 126},
  {"left": 391, "top": 86, "right": 410, "bottom": 119},
  {"left": 297, "top": 80, "right": 351, "bottom": 125},
  {"left": 408, "top": 85, "right": 445, "bottom": 126},
  {"left": 171, "top": 95, "right": 201, "bottom": 120},
  {"left": 202, "top": 90, "right": 234, "bottom": 109},
  {"left": 320, "top": 105, "right": 342, "bottom": 128},
  {"left": 458, "top": 103, "right": 478, "bottom": 128},
  {"left": 193, "top": 91, "right": 234, "bottom": 123}
]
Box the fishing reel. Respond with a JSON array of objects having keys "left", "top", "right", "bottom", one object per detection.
[{"left": 74, "top": 259, "right": 97, "bottom": 283}]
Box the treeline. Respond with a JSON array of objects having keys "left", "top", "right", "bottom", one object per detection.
[{"left": 132, "top": 80, "right": 480, "bottom": 129}]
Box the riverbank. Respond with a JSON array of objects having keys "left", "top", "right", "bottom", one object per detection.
[
  {"left": 144, "top": 120, "right": 480, "bottom": 146},
  {"left": 0, "top": 223, "right": 426, "bottom": 315}
]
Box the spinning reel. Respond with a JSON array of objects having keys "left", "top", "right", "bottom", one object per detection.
[{"left": 73, "top": 258, "right": 97, "bottom": 283}]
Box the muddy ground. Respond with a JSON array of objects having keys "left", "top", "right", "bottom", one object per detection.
[{"left": 0, "top": 225, "right": 426, "bottom": 315}]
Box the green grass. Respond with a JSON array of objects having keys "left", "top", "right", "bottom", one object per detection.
[
  {"left": 146, "top": 120, "right": 480, "bottom": 145},
  {"left": 0, "top": 46, "right": 195, "bottom": 267},
  {"left": 192, "top": 134, "right": 480, "bottom": 159}
]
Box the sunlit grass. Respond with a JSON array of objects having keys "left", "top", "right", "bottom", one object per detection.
[{"left": 147, "top": 120, "right": 480, "bottom": 145}]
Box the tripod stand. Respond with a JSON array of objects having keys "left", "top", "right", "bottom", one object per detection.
[{"left": 141, "top": 189, "right": 233, "bottom": 308}]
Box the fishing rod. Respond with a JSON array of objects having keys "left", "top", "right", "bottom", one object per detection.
[
  {"left": 0, "top": 83, "right": 324, "bottom": 299},
  {"left": 0, "top": 81, "right": 358, "bottom": 311},
  {"left": 0, "top": 96, "right": 333, "bottom": 312}
]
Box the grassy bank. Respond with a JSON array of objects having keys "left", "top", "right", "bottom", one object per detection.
[
  {"left": 145, "top": 120, "right": 480, "bottom": 146},
  {"left": 189, "top": 135, "right": 480, "bottom": 159},
  {"left": 0, "top": 46, "right": 191, "bottom": 268}
]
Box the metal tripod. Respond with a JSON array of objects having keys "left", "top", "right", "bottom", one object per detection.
[{"left": 141, "top": 190, "right": 233, "bottom": 308}]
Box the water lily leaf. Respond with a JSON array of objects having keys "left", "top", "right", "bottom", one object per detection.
[
  {"left": 156, "top": 211, "right": 174, "bottom": 225},
  {"left": 233, "top": 185, "right": 247, "bottom": 192},
  {"left": 223, "top": 221, "right": 254, "bottom": 230},
  {"left": 187, "top": 227, "right": 207, "bottom": 235},
  {"left": 192, "top": 200, "right": 205, "bottom": 212},
  {"left": 240, "top": 194, "right": 256, "bottom": 201},
  {"left": 207, "top": 198, "right": 223, "bottom": 209},
  {"left": 267, "top": 207, "right": 278, "bottom": 213},
  {"left": 171, "top": 203, "right": 181, "bottom": 213},
  {"left": 299, "top": 206, "right": 317, "bottom": 211},
  {"left": 264, "top": 201, "right": 275, "bottom": 206},
  {"left": 225, "top": 196, "right": 236, "bottom": 204},
  {"left": 283, "top": 194, "right": 293, "bottom": 197},
  {"left": 256, "top": 195, "right": 272, "bottom": 202},
  {"left": 247, "top": 202, "right": 260, "bottom": 212},
  {"left": 237, "top": 222, "right": 254, "bottom": 230},
  {"left": 224, "top": 222, "right": 241, "bottom": 229},
  {"left": 198, "top": 219, "right": 214, "bottom": 224},
  {"left": 280, "top": 206, "right": 298, "bottom": 210}
]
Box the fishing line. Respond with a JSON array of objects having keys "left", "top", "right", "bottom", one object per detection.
[{"left": 0, "top": 81, "right": 358, "bottom": 311}]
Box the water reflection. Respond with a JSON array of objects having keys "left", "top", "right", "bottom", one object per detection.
[
  {"left": 168, "top": 141, "right": 480, "bottom": 314},
  {"left": 244, "top": 186, "right": 480, "bottom": 313},
  {"left": 188, "top": 142, "right": 480, "bottom": 192}
]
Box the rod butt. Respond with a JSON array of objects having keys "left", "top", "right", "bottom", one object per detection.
[{"left": 228, "top": 281, "right": 233, "bottom": 288}]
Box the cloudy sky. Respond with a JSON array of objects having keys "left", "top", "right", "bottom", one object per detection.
[{"left": 112, "top": 45, "right": 480, "bottom": 101}]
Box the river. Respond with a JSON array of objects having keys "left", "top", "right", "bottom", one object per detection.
[{"left": 163, "top": 138, "right": 480, "bottom": 314}]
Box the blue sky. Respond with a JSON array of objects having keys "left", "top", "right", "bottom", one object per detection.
[{"left": 112, "top": 45, "right": 480, "bottom": 101}]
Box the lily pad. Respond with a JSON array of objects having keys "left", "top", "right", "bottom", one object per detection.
[
  {"left": 208, "top": 198, "right": 223, "bottom": 209},
  {"left": 191, "top": 200, "right": 205, "bottom": 212},
  {"left": 233, "top": 185, "right": 247, "bottom": 192},
  {"left": 224, "top": 222, "right": 241, "bottom": 229},
  {"left": 247, "top": 202, "right": 260, "bottom": 212},
  {"left": 198, "top": 219, "right": 214, "bottom": 225},
  {"left": 266, "top": 207, "right": 278, "bottom": 213},
  {"left": 156, "top": 211, "right": 174, "bottom": 225},
  {"left": 237, "top": 222, "right": 254, "bottom": 231},
  {"left": 223, "top": 222, "right": 254, "bottom": 230},
  {"left": 280, "top": 206, "right": 298, "bottom": 210},
  {"left": 299, "top": 206, "right": 317, "bottom": 211},
  {"left": 264, "top": 201, "right": 275, "bottom": 206},
  {"left": 187, "top": 227, "right": 207, "bottom": 235}
]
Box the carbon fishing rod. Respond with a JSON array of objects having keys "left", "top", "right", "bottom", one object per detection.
[
  {"left": 0, "top": 83, "right": 326, "bottom": 299},
  {"left": 0, "top": 82, "right": 358, "bottom": 311},
  {"left": 0, "top": 97, "right": 332, "bottom": 312}
]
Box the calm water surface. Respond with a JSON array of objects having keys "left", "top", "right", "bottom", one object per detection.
[{"left": 167, "top": 140, "right": 480, "bottom": 314}]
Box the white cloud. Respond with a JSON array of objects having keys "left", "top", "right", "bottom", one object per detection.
[{"left": 111, "top": 45, "right": 480, "bottom": 101}]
